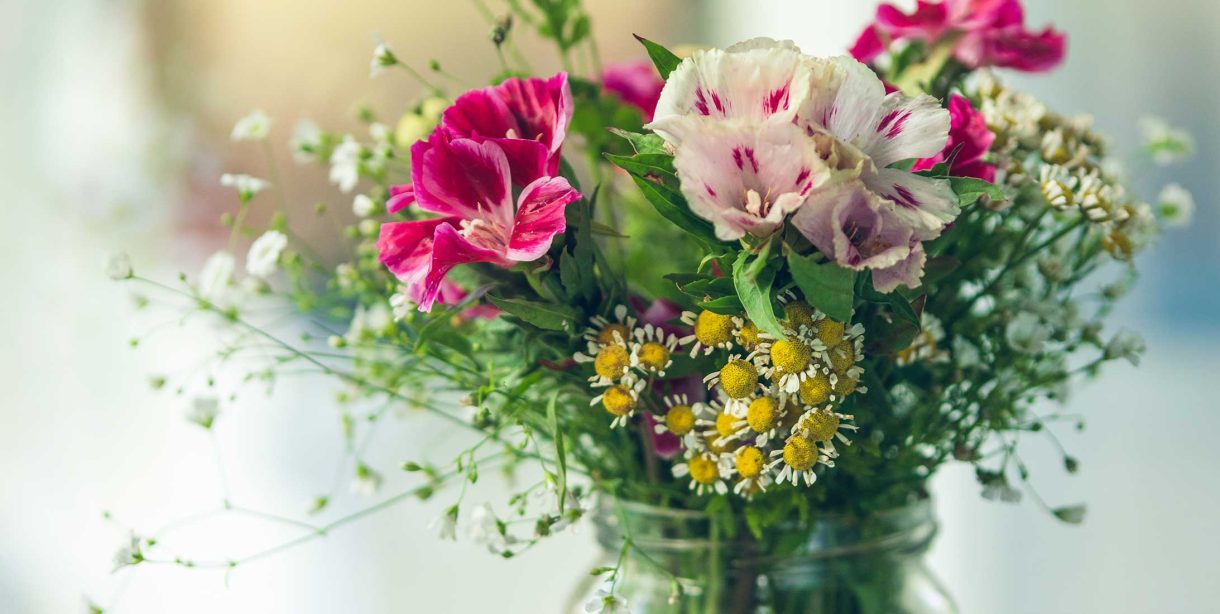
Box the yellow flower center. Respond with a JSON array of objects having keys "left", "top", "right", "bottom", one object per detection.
[
  {"left": 707, "top": 435, "right": 736, "bottom": 455},
  {"left": 665, "top": 404, "right": 695, "bottom": 436},
  {"left": 601, "top": 385, "right": 636, "bottom": 417},
  {"left": 736, "top": 321, "right": 762, "bottom": 351},
  {"left": 814, "top": 318, "right": 846, "bottom": 348},
  {"left": 801, "top": 410, "right": 841, "bottom": 443},
  {"left": 718, "top": 359, "right": 759, "bottom": 399},
  {"left": 746, "top": 397, "right": 780, "bottom": 433},
  {"left": 694, "top": 310, "right": 734, "bottom": 347},
  {"left": 829, "top": 343, "right": 855, "bottom": 374},
  {"left": 735, "top": 446, "right": 764, "bottom": 478},
  {"left": 783, "top": 301, "right": 815, "bottom": 330},
  {"left": 593, "top": 345, "right": 630, "bottom": 380},
  {"left": 833, "top": 374, "right": 859, "bottom": 397},
  {"left": 798, "top": 372, "right": 832, "bottom": 406},
  {"left": 689, "top": 456, "right": 719, "bottom": 485},
  {"left": 715, "top": 411, "right": 738, "bottom": 439},
  {"left": 782, "top": 435, "right": 818, "bottom": 472},
  {"left": 770, "top": 338, "right": 811, "bottom": 374},
  {"left": 597, "top": 323, "right": 630, "bottom": 345},
  {"left": 636, "top": 342, "right": 670, "bottom": 372}
]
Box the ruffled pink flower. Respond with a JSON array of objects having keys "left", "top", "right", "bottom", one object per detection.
[
  {"left": 851, "top": 0, "right": 1066, "bottom": 73},
  {"left": 912, "top": 94, "right": 996, "bottom": 182},
  {"left": 439, "top": 72, "right": 573, "bottom": 178},
  {"left": 601, "top": 60, "right": 665, "bottom": 122},
  {"left": 791, "top": 181, "right": 926, "bottom": 292},
  {"left": 377, "top": 134, "right": 580, "bottom": 311}
]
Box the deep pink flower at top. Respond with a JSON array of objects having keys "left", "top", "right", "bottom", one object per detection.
[
  {"left": 912, "top": 94, "right": 996, "bottom": 182},
  {"left": 630, "top": 297, "right": 685, "bottom": 338},
  {"left": 601, "top": 60, "right": 664, "bottom": 122},
  {"left": 850, "top": 0, "right": 1066, "bottom": 73},
  {"left": 435, "top": 280, "right": 501, "bottom": 320},
  {"left": 377, "top": 134, "right": 581, "bottom": 312},
  {"left": 439, "top": 72, "right": 573, "bottom": 178}
]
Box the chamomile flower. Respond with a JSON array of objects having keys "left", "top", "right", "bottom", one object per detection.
[
  {"left": 732, "top": 317, "right": 764, "bottom": 352},
  {"left": 731, "top": 445, "right": 773, "bottom": 498},
  {"left": 794, "top": 369, "right": 834, "bottom": 407},
  {"left": 580, "top": 305, "right": 638, "bottom": 350},
  {"left": 768, "top": 434, "right": 826, "bottom": 487},
  {"left": 698, "top": 399, "right": 745, "bottom": 447},
  {"left": 654, "top": 394, "right": 698, "bottom": 438},
  {"left": 740, "top": 394, "right": 788, "bottom": 446},
  {"left": 630, "top": 324, "right": 678, "bottom": 376},
  {"left": 792, "top": 407, "right": 858, "bottom": 456},
  {"left": 672, "top": 449, "right": 730, "bottom": 496},
  {"left": 703, "top": 354, "right": 761, "bottom": 401},
  {"left": 574, "top": 342, "right": 633, "bottom": 387},
  {"left": 680, "top": 309, "right": 736, "bottom": 357},
  {"left": 589, "top": 375, "right": 645, "bottom": 428},
  {"left": 756, "top": 331, "right": 826, "bottom": 393},
  {"left": 777, "top": 293, "right": 817, "bottom": 331}
]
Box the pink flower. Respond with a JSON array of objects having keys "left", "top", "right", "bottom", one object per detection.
[
  {"left": 377, "top": 135, "right": 580, "bottom": 312},
  {"left": 913, "top": 94, "right": 996, "bottom": 182},
  {"left": 851, "top": 0, "right": 1066, "bottom": 73},
  {"left": 601, "top": 60, "right": 664, "bottom": 122},
  {"left": 439, "top": 72, "right": 573, "bottom": 178},
  {"left": 435, "top": 280, "right": 501, "bottom": 320},
  {"left": 791, "top": 182, "right": 926, "bottom": 292}
]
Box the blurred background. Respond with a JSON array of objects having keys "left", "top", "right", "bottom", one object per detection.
[{"left": 1, "top": 0, "right": 1216, "bottom": 612}]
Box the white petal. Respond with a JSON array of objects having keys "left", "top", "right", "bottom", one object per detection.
[
  {"left": 857, "top": 93, "right": 950, "bottom": 168},
  {"left": 867, "top": 168, "right": 959, "bottom": 239},
  {"left": 799, "top": 56, "right": 886, "bottom": 148}
]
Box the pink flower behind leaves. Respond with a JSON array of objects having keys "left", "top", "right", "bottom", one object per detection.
[
  {"left": 601, "top": 60, "right": 664, "bottom": 122},
  {"left": 377, "top": 135, "right": 580, "bottom": 312},
  {"left": 440, "top": 72, "right": 573, "bottom": 178},
  {"left": 913, "top": 94, "right": 996, "bottom": 182},
  {"left": 851, "top": 0, "right": 1066, "bottom": 73},
  {"left": 435, "top": 280, "right": 501, "bottom": 320}
]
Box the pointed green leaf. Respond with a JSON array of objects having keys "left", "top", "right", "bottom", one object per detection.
[
  {"left": 608, "top": 128, "right": 667, "bottom": 155},
  {"left": 786, "top": 253, "right": 857, "bottom": 323},
  {"left": 951, "top": 176, "right": 1007, "bottom": 206},
  {"left": 486, "top": 296, "right": 577, "bottom": 332},
  {"left": 628, "top": 176, "right": 720, "bottom": 249},
  {"left": 732, "top": 251, "right": 785, "bottom": 338},
  {"left": 633, "top": 34, "right": 683, "bottom": 80}
]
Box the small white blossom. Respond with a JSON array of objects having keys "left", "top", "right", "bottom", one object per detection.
[
  {"left": 188, "top": 397, "right": 219, "bottom": 429},
  {"left": 329, "top": 136, "right": 361, "bottom": 193},
  {"left": 1157, "top": 183, "right": 1195, "bottom": 228},
  {"left": 106, "top": 252, "right": 133, "bottom": 280},
  {"left": 467, "top": 503, "right": 516, "bottom": 554},
  {"left": 1005, "top": 312, "right": 1050, "bottom": 354},
  {"left": 432, "top": 505, "right": 459, "bottom": 541},
  {"left": 1139, "top": 116, "right": 1194, "bottom": 166},
  {"left": 350, "top": 464, "right": 382, "bottom": 496},
  {"left": 219, "top": 173, "right": 269, "bottom": 200},
  {"left": 230, "top": 109, "right": 271, "bottom": 141},
  {"left": 1104, "top": 330, "right": 1145, "bottom": 366},
  {"left": 246, "top": 230, "right": 288, "bottom": 278},
  {"left": 291, "top": 118, "right": 323, "bottom": 163},
  {"left": 584, "top": 584, "right": 629, "bottom": 614},
  {"left": 113, "top": 534, "right": 143, "bottom": 571},
  {"left": 352, "top": 194, "right": 377, "bottom": 217},
  {"left": 370, "top": 42, "right": 397, "bottom": 77},
  {"left": 198, "top": 251, "right": 235, "bottom": 301}
]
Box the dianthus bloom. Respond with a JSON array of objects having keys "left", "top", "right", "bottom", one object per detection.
[
  {"left": 851, "top": 0, "right": 1066, "bottom": 73},
  {"left": 913, "top": 93, "right": 996, "bottom": 182},
  {"left": 601, "top": 60, "right": 664, "bottom": 122}
]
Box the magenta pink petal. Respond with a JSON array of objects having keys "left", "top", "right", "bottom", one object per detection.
[
  {"left": 376, "top": 217, "right": 452, "bottom": 281},
  {"left": 416, "top": 224, "right": 507, "bottom": 312},
  {"left": 505, "top": 176, "right": 581, "bottom": 262},
  {"left": 850, "top": 25, "right": 886, "bottom": 63},
  {"left": 413, "top": 135, "right": 514, "bottom": 223},
  {"left": 386, "top": 184, "right": 416, "bottom": 214}
]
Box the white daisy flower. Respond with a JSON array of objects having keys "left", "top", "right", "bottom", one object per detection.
[
  {"left": 579, "top": 305, "right": 638, "bottom": 350},
  {"left": 630, "top": 324, "right": 678, "bottom": 377},
  {"left": 230, "top": 109, "right": 271, "bottom": 141},
  {"left": 245, "top": 230, "right": 287, "bottom": 278},
  {"left": 702, "top": 354, "right": 762, "bottom": 402},
  {"left": 654, "top": 394, "right": 699, "bottom": 439},
  {"left": 768, "top": 434, "right": 829, "bottom": 487},
  {"left": 730, "top": 445, "right": 773, "bottom": 499},
  {"left": 679, "top": 309, "right": 737, "bottom": 357},
  {"left": 589, "top": 375, "right": 645, "bottom": 428},
  {"left": 672, "top": 449, "right": 730, "bottom": 496},
  {"left": 790, "top": 407, "right": 858, "bottom": 457}
]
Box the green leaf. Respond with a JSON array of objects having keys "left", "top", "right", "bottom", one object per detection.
[
  {"left": 787, "top": 252, "right": 857, "bottom": 323},
  {"left": 608, "top": 128, "right": 667, "bottom": 155},
  {"left": 628, "top": 176, "right": 720, "bottom": 249},
  {"left": 698, "top": 295, "right": 744, "bottom": 315},
  {"left": 913, "top": 162, "right": 950, "bottom": 177},
  {"left": 1052, "top": 504, "right": 1087, "bottom": 525},
  {"left": 604, "top": 152, "right": 675, "bottom": 180},
  {"left": 634, "top": 34, "right": 683, "bottom": 80},
  {"left": 951, "top": 176, "right": 1007, "bottom": 206},
  {"left": 486, "top": 296, "right": 576, "bottom": 332},
  {"left": 546, "top": 392, "right": 568, "bottom": 515},
  {"left": 732, "top": 251, "right": 785, "bottom": 338}
]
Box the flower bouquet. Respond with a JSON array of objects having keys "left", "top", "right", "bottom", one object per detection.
[{"left": 108, "top": 0, "right": 1196, "bottom": 612}]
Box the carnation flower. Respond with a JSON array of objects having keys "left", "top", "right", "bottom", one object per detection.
[
  {"left": 377, "top": 135, "right": 580, "bottom": 311},
  {"left": 913, "top": 93, "right": 997, "bottom": 182},
  {"left": 439, "top": 72, "right": 573, "bottom": 177},
  {"left": 851, "top": 0, "right": 1067, "bottom": 73},
  {"left": 246, "top": 230, "right": 287, "bottom": 278}
]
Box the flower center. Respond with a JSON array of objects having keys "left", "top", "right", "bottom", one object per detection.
[
  {"left": 715, "top": 410, "right": 738, "bottom": 439},
  {"left": 770, "top": 338, "right": 811, "bottom": 374},
  {"left": 828, "top": 343, "right": 856, "bottom": 374},
  {"left": 735, "top": 446, "right": 764, "bottom": 478},
  {"left": 665, "top": 405, "right": 695, "bottom": 436},
  {"left": 597, "top": 323, "right": 630, "bottom": 345},
  {"left": 746, "top": 397, "right": 780, "bottom": 433},
  {"left": 458, "top": 217, "right": 511, "bottom": 251},
  {"left": 783, "top": 301, "right": 815, "bottom": 330},
  {"left": 736, "top": 321, "right": 762, "bottom": 351},
  {"left": 694, "top": 310, "right": 734, "bottom": 347},
  {"left": 637, "top": 342, "right": 670, "bottom": 372},
  {"left": 718, "top": 359, "right": 759, "bottom": 399},
  {"left": 798, "top": 372, "right": 832, "bottom": 406},
  {"left": 601, "top": 386, "right": 636, "bottom": 417},
  {"left": 814, "top": 318, "right": 846, "bottom": 348},
  {"left": 593, "top": 345, "right": 630, "bottom": 380},
  {"left": 833, "top": 374, "right": 859, "bottom": 397},
  {"left": 782, "top": 435, "right": 818, "bottom": 471},
  {"left": 801, "top": 410, "right": 840, "bottom": 443},
  {"left": 689, "top": 456, "right": 719, "bottom": 485}
]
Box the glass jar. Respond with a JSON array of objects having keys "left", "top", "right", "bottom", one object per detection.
[{"left": 568, "top": 497, "right": 956, "bottom": 613}]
